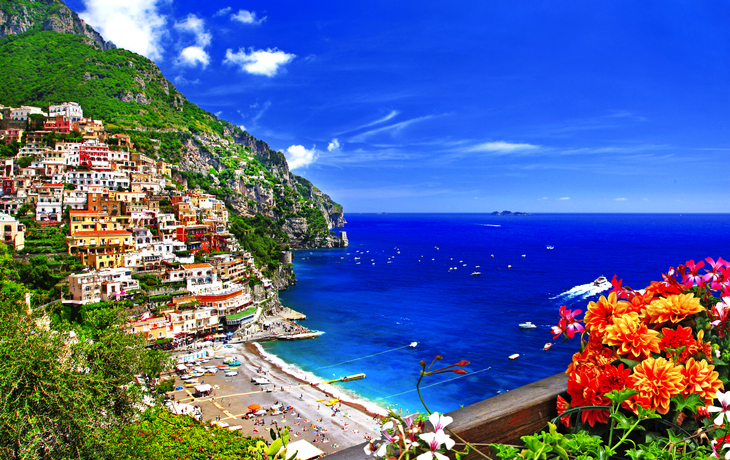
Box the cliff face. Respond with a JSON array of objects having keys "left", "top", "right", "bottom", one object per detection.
[
  {"left": 0, "top": 0, "right": 115, "bottom": 50},
  {"left": 0, "top": 0, "right": 347, "bottom": 253}
]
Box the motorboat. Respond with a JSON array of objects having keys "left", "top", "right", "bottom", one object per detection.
[
  {"left": 471, "top": 272, "right": 481, "bottom": 276},
  {"left": 543, "top": 343, "right": 553, "bottom": 350},
  {"left": 546, "top": 246, "right": 554, "bottom": 249},
  {"left": 508, "top": 353, "right": 520, "bottom": 360},
  {"left": 593, "top": 276, "right": 608, "bottom": 286},
  {"left": 519, "top": 321, "right": 537, "bottom": 329},
  {"left": 409, "top": 341, "right": 418, "bottom": 348}
]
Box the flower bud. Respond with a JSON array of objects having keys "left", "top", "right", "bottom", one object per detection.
[
  {"left": 453, "top": 369, "right": 467, "bottom": 374},
  {"left": 419, "top": 360, "right": 426, "bottom": 367},
  {"left": 435, "top": 355, "right": 443, "bottom": 360},
  {"left": 456, "top": 360, "right": 470, "bottom": 367}
]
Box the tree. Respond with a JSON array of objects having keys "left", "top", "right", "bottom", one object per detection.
[{"left": 0, "top": 299, "right": 170, "bottom": 459}]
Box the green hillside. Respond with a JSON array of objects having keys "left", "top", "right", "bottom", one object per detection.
[{"left": 0, "top": 31, "right": 224, "bottom": 132}]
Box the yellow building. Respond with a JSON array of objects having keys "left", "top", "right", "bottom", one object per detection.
[{"left": 67, "top": 229, "right": 133, "bottom": 268}]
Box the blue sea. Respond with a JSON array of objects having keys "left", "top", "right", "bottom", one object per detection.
[{"left": 260, "top": 213, "right": 730, "bottom": 415}]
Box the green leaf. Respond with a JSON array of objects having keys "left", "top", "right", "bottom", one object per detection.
[
  {"left": 267, "top": 438, "right": 282, "bottom": 457},
  {"left": 611, "top": 412, "right": 641, "bottom": 431},
  {"left": 619, "top": 358, "right": 642, "bottom": 369},
  {"left": 282, "top": 428, "right": 290, "bottom": 446},
  {"left": 270, "top": 428, "right": 278, "bottom": 440},
  {"left": 671, "top": 393, "right": 703, "bottom": 414},
  {"left": 605, "top": 388, "right": 639, "bottom": 406}
]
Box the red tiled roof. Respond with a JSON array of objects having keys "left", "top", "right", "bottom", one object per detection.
[{"left": 181, "top": 263, "right": 213, "bottom": 270}]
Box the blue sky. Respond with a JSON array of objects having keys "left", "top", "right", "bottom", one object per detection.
[{"left": 65, "top": 0, "right": 730, "bottom": 213}]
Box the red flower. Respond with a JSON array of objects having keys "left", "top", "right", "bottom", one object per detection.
[
  {"left": 659, "top": 325, "right": 697, "bottom": 363},
  {"left": 567, "top": 367, "right": 610, "bottom": 427},
  {"left": 597, "top": 364, "right": 632, "bottom": 397},
  {"left": 556, "top": 395, "right": 572, "bottom": 428}
]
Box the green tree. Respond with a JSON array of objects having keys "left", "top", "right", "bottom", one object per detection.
[{"left": 0, "top": 300, "right": 170, "bottom": 459}]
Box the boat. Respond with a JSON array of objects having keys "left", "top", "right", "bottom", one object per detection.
[
  {"left": 543, "top": 343, "right": 553, "bottom": 350},
  {"left": 593, "top": 276, "right": 608, "bottom": 286},
  {"left": 546, "top": 246, "right": 554, "bottom": 249},
  {"left": 508, "top": 353, "right": 520, "bottom": 360},
  {"left": 471, "top": 272, "right": 481, "bottom": 276},
  {"left": 519, "top": 322, "right": 536, "bottom": 329},
  {"left": 409, "top": 341, "right": 418, "bottom": 348}
]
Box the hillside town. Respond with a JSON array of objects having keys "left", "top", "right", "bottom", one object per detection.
[{"left": 0, "top": 101, "right": 291, "bottom": 346}]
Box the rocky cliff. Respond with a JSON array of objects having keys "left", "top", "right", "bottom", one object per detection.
[{"left": 0, "top": 0, "right": 115, "bottom": 50}]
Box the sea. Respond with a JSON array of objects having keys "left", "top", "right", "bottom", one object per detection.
[{"left": 259, "top": 213, "right": 730, "bottom": 415}]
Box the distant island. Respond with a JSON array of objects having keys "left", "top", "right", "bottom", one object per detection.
[{"left": 491, "top": 211, "right": 531, "bottom": 216}]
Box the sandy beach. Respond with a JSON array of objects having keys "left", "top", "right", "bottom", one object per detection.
[{"left": 167, "top": 339, "right": 382, "bottom": 455}]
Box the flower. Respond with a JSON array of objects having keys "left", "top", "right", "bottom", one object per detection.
[
  {"left": 556, "top": 395, "right": 571, "bottom": 428},
  {"left": 603, "top": 312, "right": 661, "bottom": 361},
  {"left": 567, "top": 366, "right": 610, "bottom": 427},
  {"left": 427, "top": 412, "right": 453, "bottom": 433},
  {"left": 565, "top": 335, "right": 616, "bottom": 376},
  {"left": 417, "top": 430, "right": 455, "bottom": 460},
  {"left": 584, "top": 292, "right": 631, "bottom": 337},
  {"left": 711, "top": 439, "right": 730, "bottom": 459},
  {"left": 630, "top": 357, "right": 684, "bottom": 415},
  {"left": 597, "top": 363, "right": 632, "bottom": 396},
  {"left": 659, "top": 325, "right": 697, "bottom": 363},
  {"left": 681, "top": 357, "right": 724, "bottom": 405},
  {"left": 645, "top": 293, "right": 704, "bottom": 324},
  {"left": 682, "top": 259, "right": 710, "bottom": 288},
  {"left": 558, "top": 305, "right": 585, "bottom": 338},
  {"left": 709, "top": 390, "right": 730, "bottom": 426}
]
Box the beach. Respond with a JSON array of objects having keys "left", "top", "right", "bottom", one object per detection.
[{"left": 167, "top": 339, "right": 382, "bottom": 455}]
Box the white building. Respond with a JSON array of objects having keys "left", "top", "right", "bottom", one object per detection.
[
  {"left": 62, "top": 190, "right": 88, "bottom": 210},
  {"left": 64, "top": 267, "right": 140, "bottom": 306},
  {"left": 65, "top": 170, "right": 130, "bottom": 191},
  {"left": 48, "top": 102, "right": 83, "bottom": 122},
  {"left": 36, "top": 195, "right": 62, "bottom": 222},
  {"left": 10, "top": 106, "right": 46, "bottom": 121}
]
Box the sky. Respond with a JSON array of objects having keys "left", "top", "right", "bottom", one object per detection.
[{"left": 64, "top": 0, "right": 730, "bottom": 213}]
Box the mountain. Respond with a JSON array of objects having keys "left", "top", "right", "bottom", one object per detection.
[{"left": 0, "top": 0, "right": 346, "bottom": 251}]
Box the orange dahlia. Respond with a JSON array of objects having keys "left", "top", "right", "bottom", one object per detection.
[
  {"left": 585, "top": 292, "right": 633, "bottom": 336},
  {"left": 567, "top": 366, "right": 610, "bottom": 427},
  {"left": 630, "top": 357, "right": 684, "bottom": 415},
  {"left": 566, "top": 334, "right": 617, "bottom": 376},
  {"left": 645, "top": 293, "right": 704, "bottom": 324},
  {"left": 659, "top": 325, "right": 698, "bottom": 363},
  {"left": 681, "top": 357, "right": 724, "bottom": 405},
  {"left": 696, "top": 329, "right": 714, "bottom": 363},
  {"left": 556, "top": 395, "right": 572, "bottom": 428},
  {"left": 604, "top": 312, "right": 661, "bottom": 360}
]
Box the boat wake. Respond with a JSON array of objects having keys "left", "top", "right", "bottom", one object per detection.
[
  {"left": 550, "top": 277, "right": 612, "bottom": 301},
  {"left": 480, "top": 224, "right": 501, "bottom": 227}
]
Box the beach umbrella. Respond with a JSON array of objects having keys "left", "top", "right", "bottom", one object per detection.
[
  {"left": 248, "top": 404, "right": 261, "bottom": 411},
  {"left": 226, "top": 331, "right": 233, "bottom": 336}
]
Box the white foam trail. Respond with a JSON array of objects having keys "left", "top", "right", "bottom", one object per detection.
[
  {"left": 480, "top": 224, "right": 501, "bottom": 227},
  {"left": 253, "top": 343, "right": 388, "bottom": 416},
  {"left": 550, "top": 278, "right": 612, "bottom": 300}
]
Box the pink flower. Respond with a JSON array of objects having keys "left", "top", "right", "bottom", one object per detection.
[
  {"left": 558, "top": 305, "right": 585, "bottom": 339},
  {"left": 706, "top": 257, "right": 728, "bottom": 282},
  {"left": 682, "top": 259, "right": 710, "bottom": 288}
]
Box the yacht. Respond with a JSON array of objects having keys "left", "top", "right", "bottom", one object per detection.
[{"left": 519, "top": 321, "right": 537, "bottom": 329}]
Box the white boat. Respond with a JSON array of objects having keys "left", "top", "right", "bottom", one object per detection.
[
  {"left": 543, "top": 343, "right": 553, "bottom": 350},
  {"left": 519, "top": 321, "right": 536, "bottom": 329},
  {"left": 409, "top": 341, "right": 418, "bottom": 348},
  {"left": 508, "top": 353, "right": 520, "bottom": 360},
  {"left": 546, "top": 246, "right": 554, "bottom": 249},
  {"left": 471, "top": 272, "right": 481, "bottom": 276}
]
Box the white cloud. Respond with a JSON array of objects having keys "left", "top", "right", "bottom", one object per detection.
[
  {"left": 468, "top": 141, "right": 539, "bottom": 153},
  {"left": 349, "top": 115, "right": 435, "bottom": 142},
  {"left": 327, "top": 138, "right": 341, "bottom": 152},
  {"left": 239, "top": 125, "right": 246, "bottom": 132},
  {"left": 284, "top": 145, "right": 318, "bottom": 170},
  {"left": 77, "top": 0, "right": 169, "bottom": 60},
  {"left": 174, "top": 15, "right": 211, "bottom": 67},
  {"left": 231, "top": 10, "right": 266, "bottom": 25},
  {"left": 214, "top": 7, "right": 232, "bottom": 17},
  {"left": 615, "top": 197, "right": 628, "bottom": 201},
  {"left": 173, "top": 74, "right": 200, "bottom": 85},
  {"left": 224, "top": 48, "right": 295, "bottom": 76},
  {"left": 178, "top": 46, "right": 209, "bottom": 68},
  {"left": 174, "top": 15, "right": 211, "bottom": 47},
  {"left": 559, "top": 197, "right": 570, "bottom": 200}
]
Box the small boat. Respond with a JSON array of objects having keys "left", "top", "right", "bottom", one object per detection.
[
  {"left": 546, "top": 246, "right": 554, "bottom": 249},
  {"left": 471, "top": 272, "right": 481, "bottom": 276},
  {"left": 409, "top": 341, "right": 418, "bottom": 348},
  {"left": 508, "top": 353, "right": 520, "bottom": 360},
  {"left": 593, "top": 276, "right": 608, "bottom": 286},
  {"left": 543, "top": 343, "right": 553, "bottom": 350},
  {"left": 519, "top": 322, "right": 537, "bottom": 329}
]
